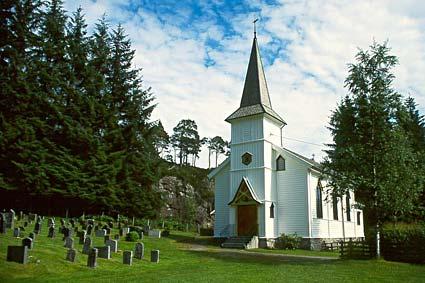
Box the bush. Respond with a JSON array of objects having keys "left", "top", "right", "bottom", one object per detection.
[
  {"left": 381, "top": 222, "right": 425, "bottom": 264},
  {"left": 275, "top": 233, "right": 302, "bottom": 250},
  {"left": 125, "top": 231, "right": 140, "bottom": 242},
  {"left": 129, "top": 226, "right": 144, "bottom": 238},
  {"left": 200, "top": 228, "right": 213, "bottom": 236}
]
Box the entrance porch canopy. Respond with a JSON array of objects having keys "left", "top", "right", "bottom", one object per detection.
[{"left": 228, "top": 177, "right": 262, "bottom": 206}]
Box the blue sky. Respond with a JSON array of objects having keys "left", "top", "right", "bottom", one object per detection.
[{"left": 65, "top": 0, "right": 425, "bottom": 168}]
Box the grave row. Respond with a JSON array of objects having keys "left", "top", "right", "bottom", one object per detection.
[{"left": 2, "top": 210, "right": 162, "bottom": 267}]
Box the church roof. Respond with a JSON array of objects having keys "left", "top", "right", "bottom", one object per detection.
[{"left": 226, "top": 36, "right": 286, "bottom": 124}]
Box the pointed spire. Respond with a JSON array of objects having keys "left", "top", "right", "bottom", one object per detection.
[
  {"left": 226, "top": 28, "right": 286, "bottom": 125},
  {"left": 240, "top": 36, "right": 272, "bottom": 108}
]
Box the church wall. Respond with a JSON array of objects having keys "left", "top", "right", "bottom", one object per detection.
[
  {"left": 309, "top": 173, "right": 365, "bottom": 239},
  {"left": 263, "top": 117, "right": 282, "bottom": 146},
  {"left": 231, "top": 116, "right": 263, "bottom": 144},
  {"left": 213, "top": 163, "right": 230, "bottom": 237},
  {"left": 276, "top": 152, "right": 309, "bottom": 237}
]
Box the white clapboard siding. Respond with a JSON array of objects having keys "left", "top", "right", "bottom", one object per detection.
[
  {"left": 276, "top": 152, "right": 310, "bottom": 237},
  {"left": 214, "top": 162, "right": 230, "bottom": 237}
]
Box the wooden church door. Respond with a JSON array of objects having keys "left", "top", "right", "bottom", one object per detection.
[{"left": 237, "top": 205, "right": 258, "bottom": 236}]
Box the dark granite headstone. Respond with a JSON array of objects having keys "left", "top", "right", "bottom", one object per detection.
[
  {"left": 87, "top": 224, "right": 93, "bottom": 235},
  {"left": 123, "top": 251, "right": 132, "bottom": 265},
  {"left": 82, "top": 237, "right": 92, "bottom": 254},
  {"left": 48, "top": 226, "right": 56, "bottom": 238},
  {"left": 64, "top": 237, "right": 74, "bottom": 249},
  {"left": 96, "top": 246, "right": 110, "bottom": 259},
  {"left": 151, "top": 250, "right": 160, "bottom": 263},
  {"left": 34, "top": 222, "right": 41, "bottom": 234},
  {"left": 105, "top": 239, "right": 118, "bottom": 253},
  {"left": 0, "top": 214, "right": 6, "bottom": 234},
  {"left": 29, "top": 232, "right": 35, "bottom": 241},
  {"left": 13, "top": 227, "right": 20, "bottom": 237},
  {"left": 114, "top": 234, "right": 120, "bottom": 240},
  {"left": 134, "top": 242, "right": 144, "bottom": 259},
  {"left": 22, "top": 237, "right": 33, "bottom": 250},
  {"left": 104, "top": 235, "right": 110, "bottom": 243},
  {"left": 23, "top": 221, "right": 28, "bottom": 227},
  {"left": 87, "top": 248, "right": 97, "bottom": 268},
  {"left": 78, "top": 230, "right": 87, "bottom": 244},
  {"left": 66, "top": 248, "right": 77, "bottom": 262},
  {"left": 7, "top": 246, "right": 28, "bottom": 264}
]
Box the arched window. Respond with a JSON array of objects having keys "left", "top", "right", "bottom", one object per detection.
[
  {"left": 276, "top": 156, "right": 285, "bottom": 171},
  {"left": 346, "top": 192, "right": 351, "bottom": 221},
  {"left": 270, "top": 203, "right": 275, "bottom": 218},
  {"left": 316, "top": 182, "right": 323, "bottom": 219},
  {"left": 332, "top": 194, "right": 338, "bottom": 220}
]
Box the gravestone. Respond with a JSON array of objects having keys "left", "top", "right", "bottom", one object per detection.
[
  {"left": 148, "top": 229, "right": 161, "bottom": 238},
  {"left": 19, "top": 226, "right": 25, "bottom": 232},
  {"left": 0, "top": 214, "right": 7, "bottom": 234},
  {"left": 48, "top": 226, "right": 56, "bottom": 238},
  {"left": 70, "top": 219, "right": 75, "bottom": 227},
  {"left": 78, "top": 230, "right": 87, "bottom": 244},
  {"left": 123, "top": 251, "right": 133, "bottom": 265},
  {"left": 87, "top": 224, "right": 93, "bottom": 235},
  {"left": 143, "top": 225, "right": 150, "bottom": 234},
  {"left": 87, "top": 248, "right": 97, "bottom": 268},
  {"left": 114, "top": 234, "right": 120, "bottom": 240},
  {"left": 65, "top": 248, "right": 77, "bottom": 262},
  {"left": 64, "top": 237, "right": 74, "bottom": 249},
  {"left": 23, "top": 221, "right": 28, "bottom": 227},
  {"left": 86, "top": 219, "right": 95, "bottom": 226},
  {"left": 28, "top": 213, "right": 37, "bottom": 222},
  {"left": 105, "top": 227, "right": 111, "bottom": 235},
  {"left": 19, "top": 211, "right": 23, "bottom": 221},
  {"left": 13, "top": 227, "right": 20, "bottom": 237},
  {"left": 96, "top": 246, "right": 111, "bottom": 259},
  {"left": 104, "top": 235, "right": 110, "bottom": 243},
  {"left": 82, "top": 237, "right": 92, "bottom": 254},
  {"left": 7, "top": 246, "right": 28, "bottom": 264},
  {"left": 60, "top": 219, "right": 65, "bottom": 226},
  {"left": 108, "top": 221, "right": 114, "bottom": 228},
  {"left": 34, "top": 221, "right": 41, "bottom": 234},
  {"left": 48, "top": 218, "right": 55, "bottom": 227},
  {"left": 105, "top": 239, "right": 118, "bottom": 253},
  {"left": 29, "top": 232, "right": 36, "bottom": 241},
  {"left": 22, "top": 237, "right": 33, "bottom": 250},
  {"left": 5, "top": 209, "right": 15, "bottom": 229},
  {"left": 95, "top": 229, "right": 107, "bottom": 237},
  {"left": 151, "top": 250, "right": 160, "bottom": 263},
  {"left": 140, "top": 232, "right": 144, "bottom": 240},
  {"left": 134, "top": 242, "right": 144, "bottom": 259}
]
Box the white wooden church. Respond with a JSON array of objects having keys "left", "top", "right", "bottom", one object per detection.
[{"left": 208, "top": 33, "right": 365, "bottom": 249}]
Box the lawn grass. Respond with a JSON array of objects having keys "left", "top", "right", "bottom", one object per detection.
[{"left": 1, "top": 219, "right": 424, "bottom": 282}]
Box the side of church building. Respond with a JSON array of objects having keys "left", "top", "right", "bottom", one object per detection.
[{"left": 208, "top": 33, "right": 365, "bottom": 249}]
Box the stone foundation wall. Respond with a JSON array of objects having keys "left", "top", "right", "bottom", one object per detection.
[{"left": 260, "top": 237, "right": 365, "bottom": 250}]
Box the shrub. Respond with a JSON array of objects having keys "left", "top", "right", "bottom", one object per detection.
[
  {"left": 275, "top": 233, "right": 302, "bottom": 250},
  {"left": 126, "top": 231, "right": 140, "bottom": 242},
  {"left": 129, "top": 226, "right": 144, "bottom": 238},
  {"left": 381, "top": 222, "right": 425, "bottom": 264},
  {"left": 200, "top": 228, "right": 213, "bottom": 236}
]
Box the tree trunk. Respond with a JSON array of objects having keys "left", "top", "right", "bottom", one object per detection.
[{"left": 340, "top": 196, "right": 345, "bottom": 241}]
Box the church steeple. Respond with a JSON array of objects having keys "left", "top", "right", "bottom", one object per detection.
[
  {"left": 226, "top": 32, "right": 286, "bottom": 125},
  {"left": 239, "top": 36, "right": 272, "bottom": 109}
]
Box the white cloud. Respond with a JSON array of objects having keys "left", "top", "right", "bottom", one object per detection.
[{"left": 64, "top": 0, "right": 425, "bottom": 168}]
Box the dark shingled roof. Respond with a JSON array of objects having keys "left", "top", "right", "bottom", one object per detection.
[{"left": 226, "top": 36, "right": 286, "bottom": 124}]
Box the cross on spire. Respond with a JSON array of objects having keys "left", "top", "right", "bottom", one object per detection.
[{"left": 253, "top": 18, "right": 258, "bottom": 38}]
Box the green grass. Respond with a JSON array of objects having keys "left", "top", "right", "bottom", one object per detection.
[{"left": 1, "top": 219, "right": 424, "bottom": 282}]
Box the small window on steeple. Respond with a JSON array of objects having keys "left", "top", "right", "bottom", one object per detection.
[
  {"left": 276, "top": 156, "right": 285, "bottom": 171},
  {"left": 270, "top": 203, "right": 275, "bottom": 218}
]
